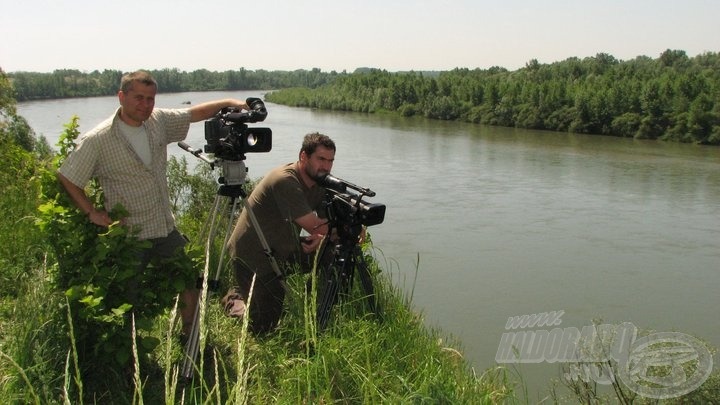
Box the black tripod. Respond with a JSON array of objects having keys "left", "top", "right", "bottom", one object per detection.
[
  {"left": 314, "top": 186, "right": 385, "bottom": 331},
  {"left": 177, "top": 142, "right": 284, "bottom": 380}
]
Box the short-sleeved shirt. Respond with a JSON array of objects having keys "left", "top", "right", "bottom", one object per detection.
[
  {"left": 58, "top": 107, "right": 192, "bottom": 240},
  {"left": 228, "top": 162, "right": 327, "bottom": 270}
]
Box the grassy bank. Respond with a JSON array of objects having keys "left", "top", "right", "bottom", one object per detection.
[{"left": 0, "top": 244, "right": 511, "bottom": 403}]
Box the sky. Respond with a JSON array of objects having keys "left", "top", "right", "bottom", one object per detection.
[{"left": 1, "top": 0, "right": 719, "bottom": 74}]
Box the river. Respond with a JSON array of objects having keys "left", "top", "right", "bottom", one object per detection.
[{"left": 18, "top": 91, "right": 720, "bottom": 399}]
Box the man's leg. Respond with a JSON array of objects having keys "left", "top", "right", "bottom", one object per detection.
[
  {"left": 180, "top": 288, "right": 199, "bottom": 335},
  {"left": 229, "top": 257, "right": 285, "bottom": 334},
  {"left": 146, "top": 229, "right": 199, "bottom": 335}
]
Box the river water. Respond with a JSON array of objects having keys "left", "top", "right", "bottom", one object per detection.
[{"left": 18, "top": 91, "right": 720, "bottom": 398}]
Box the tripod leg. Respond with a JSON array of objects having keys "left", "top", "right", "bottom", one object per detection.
[
  {"left": 354, "top": 246, "right": 382, "bottom": 321},
  {"left": 181, "top": 193, "right": 241, "bottom": 380},
  {"left": 181, "top": 194, "right": 221, "bottom": 380},
  {"left": 316, "top": 242, "right": 354, "bottom": 331},
  {"left": 244, "top": 201, "right": 287, "bottom": 291},
  {"left": 316, "top": 260, "right": 341, "bottom": 331},
  {"left": 212, "top": 196, "right": 240, "bottom": 287},
  {"left": 181, "top": 295, "right": 202, "bottom": 379},
  {"left": 317, "top": 246, "right": 382, "bottom": 331}
]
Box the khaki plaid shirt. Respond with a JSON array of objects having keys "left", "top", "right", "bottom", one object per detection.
[{"left": 59, "top": 107, "right": 192, "bottom": 240}]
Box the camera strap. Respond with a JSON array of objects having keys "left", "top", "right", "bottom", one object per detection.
[{"left": 245, "top": 204, "right": 287, "bottom": 291}]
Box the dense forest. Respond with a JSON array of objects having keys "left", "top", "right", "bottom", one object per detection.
[
  {"left": 266, "top": 50, "right": 720, "bottom": 144},
  {"left": 6, "top": 49, "right": 720, "bottom": 144}
]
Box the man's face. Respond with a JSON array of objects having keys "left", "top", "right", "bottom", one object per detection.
[
  {"left": 302, "top": 145, "right": 335, "bottom": 182},
  {"left": 118, "top": 81, "right": 157, "bottom": 126}
]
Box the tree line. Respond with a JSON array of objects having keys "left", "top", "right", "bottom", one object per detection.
[
  {"left": 5, "top": 49, "right": 720, "bottom": 144},
  {"left": 266, "top": 50, "right": 720, "bottom": 144},
  {"left": 7, "top": 67, "right": 341, "bottom": 101}
]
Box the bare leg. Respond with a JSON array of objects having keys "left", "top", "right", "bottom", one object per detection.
[{"left": 180, "top": 288, "right": 199, "bottom": 335}]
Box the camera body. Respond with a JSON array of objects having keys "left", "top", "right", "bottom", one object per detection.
[
  {"left": 204, "top": 97, "right": 272, "bottom": 161},
  {"left": 320, "top": 174, "right": 385, "bottom": 228},
  {"left": 327, "top": 192, "right": 386, "bottom": 227}
]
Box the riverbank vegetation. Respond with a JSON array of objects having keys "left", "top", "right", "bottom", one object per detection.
[
  {"left": 265, "top": 50, "right": 720, "bottom": 144},
  {"left": 7, "top": 49, "right": 720, "bottom": 144}
]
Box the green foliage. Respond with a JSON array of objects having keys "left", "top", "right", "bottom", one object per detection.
[
  {"left": 166, "top": 155, "right": 218, "bottom": 236},
  {"left": 34, "top": 117, "right": 200, "bottom": 372},
  {"left": 0, "top": 138, "right": 47, "bottom": 296},
  {"left": 0, "top": 68, "right": 17, "bottom": 117},
  {"left": 1, "top": 69, "right": 51, "bottom": 159},
  {"left": 0, "top": 73, "right": 49, "bottom": 295},
  {"left": 266, "top": 50, "right": 720, "bottom": 145},
  {"left": 0, "top": 75, "right": 72, "bottom": 401}
]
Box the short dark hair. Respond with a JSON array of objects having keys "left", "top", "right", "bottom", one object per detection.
[
  {"left": 120, "top": 70, "right": 158, "bottom": 93},
  {"left": 300, "top": 132, "right": 336, "bottom": 156}
]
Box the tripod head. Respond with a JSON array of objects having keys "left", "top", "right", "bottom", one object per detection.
[
  {"left": 177, "top": 141, "right": 251, "bottom": 201},
  {"left": 178, "top": 141, "right": 249, "bottom": 186}
]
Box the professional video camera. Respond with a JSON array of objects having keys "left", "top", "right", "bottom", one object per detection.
[
  {"left": 204, "top": 97, "right": 272, "bottom": 161},
  {"left": 315, "top": 173, "right": 385, "bottom": 331},
  {"left": 319, "top": 174, "right": 386, "bottom": 228}
]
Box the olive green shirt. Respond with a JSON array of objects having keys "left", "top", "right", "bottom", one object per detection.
[{"left": 228, "top": 162, "right": 326, "bottom": 273}]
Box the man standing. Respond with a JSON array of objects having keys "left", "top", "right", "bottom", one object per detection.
[
  {"left": 224, "top": 132, "right": 336, "bottom": 334},
  {"left": 57, "top": 70, "right": 249, "bottom": 336}
]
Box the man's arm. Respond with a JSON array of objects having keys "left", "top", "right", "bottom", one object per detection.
[
  {"left": 188, "top": 99, "right": 249, "bottom": 122},
  {"left": 57, "top": 172, "right": 112, "bottom": 226},
  {"left": 295, "top": 212, "right": 329, "bottom": 253}
]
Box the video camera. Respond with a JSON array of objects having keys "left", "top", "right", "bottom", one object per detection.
[
  {"left": 319, "top": 174, "right": 385, "bottom": 227},
  {"left": 204, "top": 97, "right": 272, "bottom": 161}
]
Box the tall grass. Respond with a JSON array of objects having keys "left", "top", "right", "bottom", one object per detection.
[{"left": 0, "top": 241, "right": 512, "bottom": 403}]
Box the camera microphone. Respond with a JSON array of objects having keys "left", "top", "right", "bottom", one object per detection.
[
  {"left": 319, "top": 174, "right": 376, "bottom": 197},
  {"left": 319, "top": 174, "right": 347, "bottom": 192}
]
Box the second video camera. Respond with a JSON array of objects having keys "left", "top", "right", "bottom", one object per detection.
[
  {"left": 319, "top": 174, "right": 386, "bottom": 227},
  {"left": 204, "top": 97, "right": 272, "bottom": 160}
]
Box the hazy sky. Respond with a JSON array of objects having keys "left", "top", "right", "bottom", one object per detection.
[{"left": 1, "top": 0, "right": 718, "bottom": 73}]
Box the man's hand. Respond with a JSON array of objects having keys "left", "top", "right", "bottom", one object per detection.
[
  {"left": 88, "top": 208, "right": 112, "bottom": 227},
  {"left": 295, "top": 211, "right": 329, "bottom": 253},
  {"left": 189, "top": 98, "right": 249, "bottom": 122},
  {"left": 301, "top": 233, "right": 325, "bottom": 253},
  {"left": 57, "top": 172, "right": 113, "bottom": 227}
]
